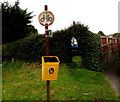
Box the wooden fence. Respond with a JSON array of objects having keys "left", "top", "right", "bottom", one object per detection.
[{"left": 101, "top": 36, "right": 120, "bottom": 65}]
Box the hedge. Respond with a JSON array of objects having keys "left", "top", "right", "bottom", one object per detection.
[
  {"left": 67, "top": 22, "right": 103, "bottom": 71},
  {"left": 49, "top": 29, "right": 72, "bottom": 62},
  {"left": 2, "top": 22, "right": 103, "bottom": 71},
  {"left": 2, "top": 34, "right": 45, "bottom": 62},
  {"left": 2, "top": 32, "right": 72, "bottom": 63}
]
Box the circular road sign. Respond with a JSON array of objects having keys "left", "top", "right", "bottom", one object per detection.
[{"left": 38, "top": 10, "right": 54, "bottom": 26}]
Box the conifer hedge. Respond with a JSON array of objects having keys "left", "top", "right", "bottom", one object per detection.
[
  {"left": 2, "top": 22, "right": 103, "bottom": 71},
  {"left": 2, "top": 34, "right": 45, "bottom": 62},
  {"left": 67, "top": 22, "right": 103, "bottom": 71},
  {"left": 49, "top": 29, "right": 72, "bottom": 62},
  {"left": 2, "top": 32, "right": 72, "bottom": 63}
]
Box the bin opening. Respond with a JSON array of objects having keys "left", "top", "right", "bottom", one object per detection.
[{"left": 44, "top": 57, "right": 59, "bottom": 62}]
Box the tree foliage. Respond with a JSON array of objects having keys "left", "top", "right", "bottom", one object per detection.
[
  {"left": 113, "top": 33, "right": 120, "bottom": 37},
  {"left": 1, "top": 1, "right": 37, "bottom": 44},
  {"left": 97, "top": 31, "right": 105, "bottom": 36},
  {"left": 26, "top": 25, "right": 38, "bottom": 34}
]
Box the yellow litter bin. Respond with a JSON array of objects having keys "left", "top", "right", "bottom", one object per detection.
[{"left": 42, "top": 56, "right": 60, "bottom": 80}]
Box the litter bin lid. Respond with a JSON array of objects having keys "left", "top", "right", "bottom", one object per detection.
[{"left": 44, "top": 57, "right": 59, "bottom": 62}]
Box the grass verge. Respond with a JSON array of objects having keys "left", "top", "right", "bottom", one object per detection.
[{"left": 2, "top": 56, "right": 119, "bottom": 100}]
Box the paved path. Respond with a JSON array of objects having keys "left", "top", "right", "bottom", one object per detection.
[{"left": 104, "top": 61, "right": 120, "bottom": 96}]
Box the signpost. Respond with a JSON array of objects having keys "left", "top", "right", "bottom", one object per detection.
[
  {"left": 38, "top": 10, "right": 54, "bottom": 26},
  {"left": 38, "top": 5, "right": 54, "bottom": 101}
]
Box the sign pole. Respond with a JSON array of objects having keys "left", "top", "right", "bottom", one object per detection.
[
  {"left": 45, "top": 5, "right": 50, "bottom": 101},
  {"left": 38, "top": 5, "right": 54, "bottom": 101}
]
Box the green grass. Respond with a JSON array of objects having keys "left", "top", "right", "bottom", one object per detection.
[{"left": 2, "top": 56, "right": 119, "bottom": 100}]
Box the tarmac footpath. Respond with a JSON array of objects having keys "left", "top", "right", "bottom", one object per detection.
[{"left": 104, "top": 60, "right": 120, "bottom": 96}]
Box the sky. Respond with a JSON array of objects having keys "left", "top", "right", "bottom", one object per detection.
[{"left": 1, "top": 0, "right": 120, "bottom": 35}]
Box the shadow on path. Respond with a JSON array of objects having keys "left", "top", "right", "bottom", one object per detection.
[{"left": 104, "top": 60, "right": 120, "bottom": 96}]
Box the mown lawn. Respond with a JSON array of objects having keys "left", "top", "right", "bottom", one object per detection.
[{"left": 2, "top": 56, "right": 119, "bottom": 100}]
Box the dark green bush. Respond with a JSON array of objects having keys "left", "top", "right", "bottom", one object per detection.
[
  {"left": 68, "top": 62, "right": 77, "bottom": 68},
  {"left": 49, "top": 30, "right": 72, "bottom": 62},
  {"left": 2, "top": 22, "right": 103, "bottom": 71},
  {"left": 2, "top": 34, "right": 45, "bottom": 62},
  {"left": 67, "top": 22, "right": 103, "bottom": 71},
  {"left": 2, "top": 32, "right": 72, "bottom": 63}
]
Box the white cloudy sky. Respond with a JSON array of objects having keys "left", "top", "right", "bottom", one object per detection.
[{"left": 1, "top": 0, "right": 120, "bottom": 35}]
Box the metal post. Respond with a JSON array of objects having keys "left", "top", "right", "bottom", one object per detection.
[
  {"left": 45, "top": 5, "right": 50, "bottom": 101},
  {"left": 45, "top": 26, "right": 49, "bottom": 56}
]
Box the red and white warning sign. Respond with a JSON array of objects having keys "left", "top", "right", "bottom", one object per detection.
[{"left": 38, "top": 10, "right": 54, "bottom": 26}]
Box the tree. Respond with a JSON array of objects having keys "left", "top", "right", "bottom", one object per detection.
[
  {"left": 1, "top": 1, "right": 37, "bottom": 44},
  {"left": 113, "top": 33, "right": 120, "bottom": 37},
  {"left": 26, "top": 25, "right": 38, "bottom": 34},
  {"left": 97, "top": 31, "right": 105, "bottom": 36}
]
